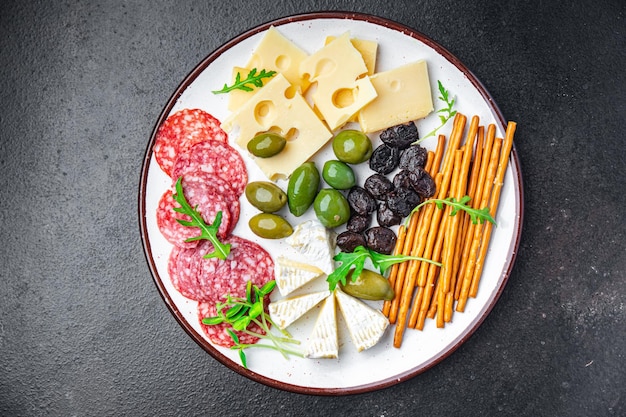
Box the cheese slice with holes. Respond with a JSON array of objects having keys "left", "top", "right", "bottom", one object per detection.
[
  {"left": 358, "top": 59, "right": 434, "bottom": 133},
  {"left": 304, "top": 292, "right": 338, "bottom": 359},
  {"left": 275, "top": 256, "right": 325, "bottom": 296},
  {"left": 285, "top": 220, "right": 335, "bottom": 275},
  {"left": 300, "top": 32, "right": 377, "bottom": 130},
  {"left": 221, "top": 73, "right": 333, "bottom": 180},
  {"left": 335, "top": 289, "right": 389, "bottom": 352},
  {"left": 268, "top": 290, "right": 330, "bottom": 329}
]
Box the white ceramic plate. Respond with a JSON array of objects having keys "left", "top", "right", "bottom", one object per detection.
[{"left": 139, "top": 12, "right": 523, "bottom": 395}]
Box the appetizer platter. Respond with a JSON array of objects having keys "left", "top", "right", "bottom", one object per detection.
[{"left": 139, "top": 12, "right": 523, "bottom": 395}]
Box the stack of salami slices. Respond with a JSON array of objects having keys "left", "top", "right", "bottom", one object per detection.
[{"left": 154, "top": 108, "right": 274, "bottom": 347}]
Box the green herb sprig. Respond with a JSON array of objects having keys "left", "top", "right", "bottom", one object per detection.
[
  {"left": 408, "top": 196, "right": 496, "bottom": 227},
  {"left": 172, "top": 176, "right": 231, "bottom": 260},
  {"left": 327, "top": 246, "right": 442, "bottom": 291},
  {"left": 417, "top": 80, "right": 457, "bottom": 143},
  {"left": 212, "top": 68, "right": 276, "bottom": 94},
  {"left": 202, "top": 280, "right": 303, "bottom": 368}
]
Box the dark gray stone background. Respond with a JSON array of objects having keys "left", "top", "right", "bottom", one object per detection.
[{"left": 1, "top": 0, "right": 624, "bottom": 416}]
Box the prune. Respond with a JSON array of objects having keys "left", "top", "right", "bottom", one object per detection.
[
  {"left": 347, "top": 186, "right": 376, "bottom": 216},
  {"left": 364, "top": 174, "right": 394, "bottom": 200},
  {"left": 412, "top": 170, "right": 436, "bottom": 198},
  {"left": 379, "top": 122, "right": 419, "bottom": 150},
  {"left": 369, "top": 144, "right": 399, "bottom": 174},
  {"left": 347, "top": 214, "right": 370, "bottom": 233},
  {"left": 386, "top": 186, "right": 421, "bottom": 217},
  {"left": 399, "top": 145, "right": 428, "bottom": 172},
  {"left": 377, "top": 201, "right": 402, "bottom": 227},
  {"left": 336, "top": 231, "right": 367, "bottom": 253},
  {"left": 364, "top": 226, "right": 397, "bottom": 255}
]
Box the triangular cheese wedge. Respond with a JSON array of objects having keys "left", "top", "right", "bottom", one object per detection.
[
  {"left": 269, "top": 290, "right": 330, "bottom": 330},
  {"left": 304, "top": 293, "right": 338, "bottom": 359},
  {"left": 275, "top": 256, "right": 325, "bottom": 296},
  {"left": 285, "top": 220, "right": 336, "bottom": 275},
  {"left": 335, "top": 289, "right": 389, "bottom": 352}
]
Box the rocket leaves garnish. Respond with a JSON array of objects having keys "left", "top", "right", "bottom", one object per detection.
[
  {"left": 212, "top": 68, "right": 277, "bottom": 94},
  {"left": 327, "top": 246, "right": 442, "bottom": 291},
  {"left": 202, "top": 280, "right": 303, "bottom": 368},
  {"left": 417, "top": 80, "right": 457, "bottom": 142},
  {"left": 408, "top": 196, "right": 496, "bottom": 227},
  {"left": 171, "top": 176, "right": 231, "bottom": 260}
]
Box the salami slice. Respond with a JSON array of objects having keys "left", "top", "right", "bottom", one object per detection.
[
  {"left": 198, "top": 301, "right": 265, "bottom": 348},
  {"left": 154, "top": 108, "right": 228, "bottom": 177},
  {"left": 171, "top": 140, "right": 248, "bottom": 196},
  {"left": 181, "top": 170, "right": 241, "bottom": 227},
  {"left": 156, "top": 177, "right": 237, "bottom": 248}
]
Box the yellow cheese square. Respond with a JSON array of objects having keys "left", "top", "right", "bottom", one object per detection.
[
  {"left": 325, "top": 36, "right": 378, "bottom": 75},
  {"left": 246, "top": 26, "right": 310, "bottom": 94},
  {"left": 221, "top": 73, "right": 333, "bottom": 180},
  {"left": 227, "top": 66, "right": 267, "bottom": 112},
  {"left": 358, "top": 60, "right": 434, "bottom": 133},
  {"left": 300, "top": 32, "right": 378, "bottom": 130}
]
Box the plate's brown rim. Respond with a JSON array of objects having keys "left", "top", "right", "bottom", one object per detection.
[{"left": 138, "top": 11, "right": 524, "bottom": 396}]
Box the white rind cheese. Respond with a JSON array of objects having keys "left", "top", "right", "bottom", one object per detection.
[
  {"left": 285, "top": 220, "right": 336, "bottom": 275},
  {"left": 275, "top": 256, "right": 325, "bottom": 296},
  {"left": 304, "top": 293, "right": 338, "bottom": 359},
  {"left": 335, "top": 289, "right": 389, "bottom": 352},
  {"left": 300, "top": 32, "right": 378, "bottom": 130},
  {"left": 221, "top": 73, "right": 333, "bottom": 180},
  {"left": 358, "top": 60, "right": 434, "bottom": 133},
  {"left": 269, "top": 290, "right": 331, "bottom": 330}
]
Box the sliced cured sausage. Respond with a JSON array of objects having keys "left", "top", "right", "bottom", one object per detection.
[
  {"left": 198, "top": 301, "right": 265, "bottom": 348},
  {"left": 154, "top": 108, "right": 228, "bottom": 177},
  {"left": 170, "top": 140, "right": 248, "bottom": 196}
]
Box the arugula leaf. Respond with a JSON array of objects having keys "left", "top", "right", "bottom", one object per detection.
[
  {"left": 327, "top": 246, "right": 442, "bottom": 291},
  {"left": 417, "top": 80, "right": 457, "bottom": 143},
  {"left": 410, "top": 196, "right": 496, "bottom": 226},
  {"left": 171, "top": 176, "right": 231, "bottom": 260},
  {"left": 201, "top": 280, "right": 303, "bottom": 368},
  {"left": 212, "top": 68, "right": 276, "bottom": 94}
]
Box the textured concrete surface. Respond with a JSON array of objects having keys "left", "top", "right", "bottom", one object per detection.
[{"left": 1, "top": 0, "right": 624, "bottom": 416}]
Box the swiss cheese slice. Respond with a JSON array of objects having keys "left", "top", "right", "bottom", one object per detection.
[
  {"left": 324, "top": 36, "right": 378, "bottom": 76},
  {"left": 227, "top": 66, "right": 270, "bottom": 112},
  {"left": 221, "top": 73, "right": 333, "bottom": 180},
  {"left": 275, "top": 256, "right": 325, "bottom": 296},
  {"left": 300, "top": 32, "right": 378, "bottom": 130},
  {"left": 304, "top": 293, "right": 338, "bottom": 359},
  {"left": 268, "top": 290, "right": 331, "bottom": 330},
  {"left": 285, "top": 220, "right": 336, "bottom": 275},
  {"left": 335, "top": 289, "right": 389, "bottom": 352},
  {"left": 358, "top": 59, "right": 434, "bottom": 133}
]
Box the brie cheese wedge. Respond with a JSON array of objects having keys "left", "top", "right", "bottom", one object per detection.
[
  {"left": 285, "top": 220, "right": 336, "bottom": 275},
  {"left": 335, "top": 289, "right": 389, "bottom": 352},
  {"left": 275, "top": 256, "right": 325, "bottom": 296},
  {"left": 304, "top": 293, "right": 338, "bottom": 359},
  {"left": 269, "top": 290, "right": 331, "bottom": 330}
]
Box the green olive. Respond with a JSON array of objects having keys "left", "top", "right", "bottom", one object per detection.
[
  {"left": 313, "top": 188, "right": 350, "bottom": 228},
  {"left": 287, "top": 162, "right": 320, "bottom": 217},
  {"left": 248, "top": 213, "right": 293, "bottom": 239},
  {"left": 332, "top": 130, "right": 373, "bottom": 164},
  {"left": 245, "top": 181, "right": 287, "bottom": 213},
  {"left": 322, "top": 160, "right": 356, "bottom": 190},
  {"left": 340, "top": 269, "right": 395, "bottom": 301},
  {"left": 247, "top": 132, "right": 286, "bottom": 158}
]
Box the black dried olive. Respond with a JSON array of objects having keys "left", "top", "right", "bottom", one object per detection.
[
  {"left": 347, "top": 186, "right": 376, "bottom": 216},
  {"left": 412, "top": 170, "right": 436, "bottom": 198},
  {"left": 364, "top": 174, "right": 394, "bottom": 200},
  {"left": 386, "top": 186, "right": 421, "bottom": 217},
  {"left": 336, "top": 231, "right": 367, "bottom": 253},
  {"left": 369, "top": 144, "right": 399, "bottom": 174},
  {"left": 398, "top": 145, "right": 428, "bottom": 172},
  {"left": 377, "top": 201, "right": 402, "bottom": 227},
  {"left": 347, "top": 214, "right": 370, "bottom": 233},
  {"left": 379, "top": 122, "right": 419, "bottom": 149},
  {"left": 363, "top": 226, "right": 397, "bottom": 255},
  {"left": 392, "top": 169, "right": 413, "bottom": 189}
]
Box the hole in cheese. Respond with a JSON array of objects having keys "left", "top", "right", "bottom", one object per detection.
[
  {"left": 284, "top": 127, "right": 299, "bottom": 142},
  {"left": 332, "top": 88, "right": 355, "bottom": 109},
  {"left": 254, "top": 100, "right": 275, "bottom": 124},
  {"left": 275, "top": 54, "right": 291, "bottom": 72},
  {"left": 389, "top": 79, "right": 402, "bottom": 91},
  {"left": 313, "top": 58, "right": 336, "bottom": 78}
]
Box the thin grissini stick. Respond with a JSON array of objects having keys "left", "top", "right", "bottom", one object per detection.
[
  {"left": 431, "top": 134, "right": 446, "bottom": 178},
  {"left": 455, "top": 124, "right": 495, "bottom": 298},
  {"left": 456, "top": 137, "right": 503, "bottom": 312},
  {"left": 385, "top": 151, "right": 435, "bottom": 321},
  {"left": 393, "top": 116, "right": 466, "bottom": 346},
  {"left": 469, "top": 121, "right": 517, "bottom": 297},
  {"left": 382, "top": 224, "right": 407, "bottom": 317}
]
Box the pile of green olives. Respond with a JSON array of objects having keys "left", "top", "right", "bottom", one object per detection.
[{"left": 245, "top": 181, "right": 293, "bottom": 239}]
